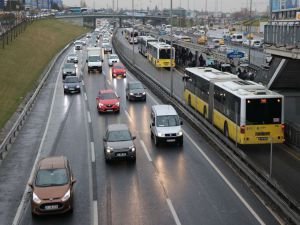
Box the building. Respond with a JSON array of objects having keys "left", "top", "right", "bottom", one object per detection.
[
  {"left": 24, "top": 0, "right": 63, "bottom": 10},
  {"left": 0, "top": 0, "right": 4, "bottom": 10},
  {"left": 272, "top": 0, "right": 300, "bottom": 20}
]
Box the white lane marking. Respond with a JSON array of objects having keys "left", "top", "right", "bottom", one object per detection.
[
  {"left": 125, "top": 110, "right": 133, "bottom": 122},
  {"left": 82, "top": 80, "right": 85, "bottom": 86},
  {"left": 91, "top": 142, "right": 95, "bottom": 163},
  {"left": 93, "top": 200, "right": 98, "bottom": 225},
  {"left": 166, "top": 198, "right": 182, "bottom": 225},
  {"left": 107, "top": 79, "right": 112, "bottom": 85},
  {"left": 140, "top": 140, "right": 152, "bottom": 162},
  {"left": 84, "top": 92, "right": 88, "bottom": 101},
  {"left": 87, "top": 111, "right": 91, "bottom": 123},
  {"left": 12, "top": 47, "right": 64, "bottom": 225},
  {"left": 183, "top": 130, "right": 265, "bottom": 225}
]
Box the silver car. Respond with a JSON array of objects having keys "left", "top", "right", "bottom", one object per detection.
[
  {"left": 62, "top": 63, "right": 76, "bottom": 80},
  {"left": 108, "top": 54, "right": 119, "bottom": 66},
  {"left": 103, "top": 124, "right": 136, "bottom": 163},
  {"left": 67, "top": 54, "right": 78, "bottom": 63}
]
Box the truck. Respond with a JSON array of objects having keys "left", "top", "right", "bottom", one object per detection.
[{"left": 86, "top": 47, "right": 103, "bottom": 73}]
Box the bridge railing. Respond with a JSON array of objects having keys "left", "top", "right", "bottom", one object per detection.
[{"left": 264, "top": 22, "right": 300, "bottom": 48}]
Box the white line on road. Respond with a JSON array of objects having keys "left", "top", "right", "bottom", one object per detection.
[
  {"left": 140, "top": 140, "right": 152, "bottom": 162},
  {"left": 93, "top": 200, "right": 98, "bottom": 225},
  {"left": 107, "top": 79, "right": 112, "bottom": 85},
  {"left": 166, "top": 198, "right": 182, "bottom": 225},
  {"left": 12, "top": 48, "right": 63, "bottom": 225},
  {"left": 87, "top": 111, "right": 91, "bottom": 123},
  {"left": 84, "top": 93, "right": 88, "bottom": 101},
  {"left": 183, "top": 130, "right": 266, "bottom": 225},
  {"left": 90, "top": 142, "right": 95, "bottom": 163},
  {"left": 125, "top": 110, "right": 133, "bottom": 122}
]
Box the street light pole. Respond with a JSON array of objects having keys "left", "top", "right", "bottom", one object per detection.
[
  {"left": 248, "top": 0, "right": 252, "bottom": 64},
  {"left": 132, "top": 0, "right": 135, "bottom": 65},
  {"left": 170, "top": 0, "right": 174, "bottom": 96}
]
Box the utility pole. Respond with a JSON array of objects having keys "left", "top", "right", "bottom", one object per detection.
[
  {"left": 170, "top": 0, "right": 174, "bottom": 96},
  {"left": 248, "top": 0, "right": 252, "bottom": 64},
  {"left": 132, "top": 0, "right": 135, "bottom": 65}
]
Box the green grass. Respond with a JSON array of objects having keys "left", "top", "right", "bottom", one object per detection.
[{"left": 0, "top": 19, "right": 88, "bottom": 129}]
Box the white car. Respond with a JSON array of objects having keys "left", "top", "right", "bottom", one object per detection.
[
  {"left": 108, "top": 54, "right": 120, "bottom": 66},
  {"left": 129, "top": 37, "right": 138, "bottom": 44},
  {"left": 102, "top": 38, "right": 110, "bottom": 43}
]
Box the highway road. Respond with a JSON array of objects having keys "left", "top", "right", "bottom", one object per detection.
[{"left": 0, "top": 32, "right": 285, "bottom": 225}]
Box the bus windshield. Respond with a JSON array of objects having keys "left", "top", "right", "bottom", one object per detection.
[
  {"left": 159, "top": 48, "right": 174, "bottom": 59},
  {"left": 246, "top": 98, "right": 282, "bottom": 125}
]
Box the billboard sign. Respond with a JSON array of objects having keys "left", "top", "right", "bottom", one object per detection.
[
  {"left": 273, "top": 0, "right": 300, "bottom": 12},
  {"left": 296, "top": 11, "right": 300, "bottom": 20}
]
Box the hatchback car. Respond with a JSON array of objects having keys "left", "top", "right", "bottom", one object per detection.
[
  {"left": 28, "top": 156, "right": 76, "bottom": 215},
  {"left": 112, "top": 63, "right": 126, "bottom": 78},
  {"left": 103, "top": 124, "right": 136, "bottom": 162},
  {"left": 126, "top": 81, "right": 146, "bottom": 101},
  {"left": 108, "top": 54, "right": 119, "bottom": 66},
  {"left": 102, "top": 43, "right": 112, "bottom": 54},
  {"left": 63, "top": 76, "right": 81, "bottom": 94},
  {"left": 67, "top": 54, "right": 78, "bottom": 63},
  {"left": 96, "top": 89, "right": 120, "bottom": 113},
  {"left": 62, "top": 63, "right": 76, "bottom": 80}
]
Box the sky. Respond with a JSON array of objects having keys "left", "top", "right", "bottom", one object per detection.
[{"left": 63, "top": 0, "right": 268, "bottom": 13}]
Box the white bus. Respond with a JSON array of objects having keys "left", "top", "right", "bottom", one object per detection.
[{"left": 138, "top": 36, "right": 158, "bottom": 57}]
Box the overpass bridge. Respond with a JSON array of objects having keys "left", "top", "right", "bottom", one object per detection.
[{"left": 55, "top": 13, "right": 169, "bottom": 27}]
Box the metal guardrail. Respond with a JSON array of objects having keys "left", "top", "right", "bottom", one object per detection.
[
  {"left": 113, "top": 30, "right": 300, "bottom": 225},
  {"left": 285, "top": 121, "right": 300, "bottom": 150},
  {"left": 0, "top": 38, "right": 78, "bottom": 163}
]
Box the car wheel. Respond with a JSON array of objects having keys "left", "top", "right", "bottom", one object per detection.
[
  {"left": 178, "top": 140, "right": 183, "bottom": 147},
  {"left": 115, "top": 110, "right": 120, "bottom": 114},
  {"left": 154, "top": 135, "right": 159, "bottom": 146}
]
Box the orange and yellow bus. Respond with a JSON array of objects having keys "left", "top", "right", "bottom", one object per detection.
[
  {"left": 147, "top": 42, "right": 175, "bottom": 68},
  {"left": 184, "top": 67, "right": 285, "bottom": 144}
]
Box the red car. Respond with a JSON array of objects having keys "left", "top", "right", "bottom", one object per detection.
[
  {"left": 96, "top": 89, "right": 120, "bottom": 113},
  {"left": 112, "top": 63, "right": 126, "bottom": 78}
]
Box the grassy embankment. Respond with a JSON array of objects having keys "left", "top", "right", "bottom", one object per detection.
[{"left": 0, "top": 19, "right": 88, "bottom": 129}]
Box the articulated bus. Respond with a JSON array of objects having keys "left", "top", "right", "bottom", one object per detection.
[
  {"left": 183, "top": 67, "right": 284, "bottom": 144},
  {"left": 138, "top": 36, "right": 158, "bottom": 57},
  {"left": 147, "top": 42, "right": 175, "bottom": 68}
]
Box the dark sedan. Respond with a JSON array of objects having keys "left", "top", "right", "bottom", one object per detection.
[
  {"left": 126, "top": 81, "right": 146, "bottom": 101},
  {"left": 63, "top": 76, "right": 81, "bottom": 94},
  {"left": 62, "top": 63, "right": 76, "bottom": 80}
]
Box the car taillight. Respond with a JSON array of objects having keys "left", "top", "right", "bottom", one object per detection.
[
  {"left": 240, "top": 125, "right": 245, "bottom": 134},
  {"left": 281, "top": 124, "right": 285, "bottom": 131}
]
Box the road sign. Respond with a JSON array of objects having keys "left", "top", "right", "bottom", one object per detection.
[{"left": 227, "top": 50, "right": 245, "bottom": 59}]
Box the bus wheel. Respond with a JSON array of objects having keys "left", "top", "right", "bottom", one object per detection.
[{"left": 224, "top": 122, "right": 229, "bottom": 138}]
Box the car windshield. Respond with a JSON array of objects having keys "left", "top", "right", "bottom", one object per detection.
[
  {"left": 100, "top": 93, "right": 117, "bottom": 99},
  {"left": 114, "top": 65, "right": 124, "bottom": 69},
  {"left": 107, "top": 130, "right": 131, "bottom": 142},
  {"left": 35, "top": 168, "right": 68, "bottom": 187},
  {"left": 129, "top": 82, "right": 143, "bottom": 90},
  {"left": 64, "top": 64, "right": 74, "bottom": 69},
  {"left": 89, "top": 56, "right": 101, "bottom": 62},
  {"left": 65, "top": 77, "right": 79, "bottom": 83},
  {"left": 156, "top": 115, "right": 180, "bottom": 127},
  {"left": 110, "top": 55, "right": 118, "bottom": 59}
]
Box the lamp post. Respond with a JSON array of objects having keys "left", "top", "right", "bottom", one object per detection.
[
  {"left": 248, "top": 0, "right": 252, "bottom": 64},
  {"left": 170, "top": 0, "right": 173, "bottom": 96},
  {"left": 132, "top": 0, "right": 135, "bottom": 65}
]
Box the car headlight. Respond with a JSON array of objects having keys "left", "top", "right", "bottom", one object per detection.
[
  {"left": 115, "top": 102, "right": 120, "bottom": 106},
  {"left": 61, "top": 189, "right": 70, "bottom": 202},
  {"left": 130, "top": 93, "right": 134, "bottom": 96},
  {"left": 142, "top": 92, "right": 146, "bottom": 95},
  {"left": 63, "top": 71, "right": 66, "bottom": 74},
  {"left": 99, "top": 103, "right": 104, "bottom": 107},
  {"left": 177, "top": 131, "right": 183, "bottom": 136},
  {"left": 64, "top": 85, "right": 68, "bottom": 89},
  {"left": 76, "top": 85, "right": 80, "bottom": 88},
  {"left": 106, "top": 146, "right": 113, "bottom": 153},
  {"left": 129, "top": 146, "right": 135, "bottom": 152},
  {"left": 72, "top": 71, "right": 76, "bottom": 74},
  {"left": 32, "top": 192, "right": 42, "bottom": 204},
  {"left": 157, "top": 132, "right": 163, "bottom": 137}
]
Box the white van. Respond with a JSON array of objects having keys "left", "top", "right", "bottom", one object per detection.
[
  {"left": 231, "top": 33, "right": 243, "bottom": 44},
  {"left": 150, "top": 105, "right": 183, "bottom": 146}
]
